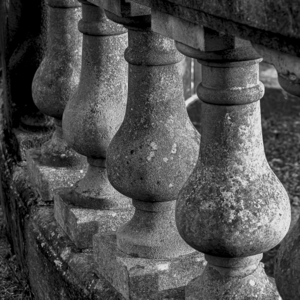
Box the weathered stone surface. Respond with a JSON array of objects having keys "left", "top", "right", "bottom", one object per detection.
[
  {"left": 176, "top": 31, "right": 290, "bottom": 299},
  {"left": 253, "top": 44, "right": 300, "bottom": 97},
  {"left": 105, "top": 12, "right": 200, "bottom": 259},
  {"left": 93, "top": 233, "right": 205, "bottom": 300},
  {"left": 275, "top": 216, "right": 300, "bottom": 300},
  {"left": 140, "top": 1, "right": 300, "bottom": 100},
  {"left": 26, "top": 149, "right": 87, "bottom": 202},
  {"left": 103, "top": 0, "right": 151, "bottom": 17},
  {"left": 152, "top": 10, "right": 204, "bottom": 50},
  {"left": 54, "top": 190, "right": 134, "bottom": 249},
  {"left": 32, "top": 0, "right": 83, "bottom": 166},
  {"left": 62, "top": 1, "right": 130, "bottom": 209},
  {"left": 273, "top": 54, "right": 300, "bottom": 300},
  {"left": 186, "top": 258, "right": 280, "bottom": 300},
  {"left": 27, "top": 207, "right": 124, "bottom": 300},
  {"left": 155, "top": 0, "right": 300, "bottom": 40},
  {"left": 131, "top": 0, "right": 300, "bottom": 56},
  {"left": 185, "top": 62, "right": 285, "bottom": 138}
]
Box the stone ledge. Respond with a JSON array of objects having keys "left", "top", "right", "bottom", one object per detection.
[
  {"left": 26, "top": 148, "right": 87, "bottom": 202},
  {"left": 93, "top": 233, "right": 206, "bottom": 300},
  {"left": 27, "top": 206, "right": 125, "bottom": 300},
  {"left": 54, "top": 189, "right": 134, "bottom": 249}
]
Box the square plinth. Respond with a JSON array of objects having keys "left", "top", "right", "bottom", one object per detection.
[
  {"left": 94, "top": 233, "right": 206, "bottom": 300},
  {"left": 26, "top": 149, "right": 87, "bottom": 202},
  {"left": 54, "top": 190, "right": 135, "bottom": 249}
]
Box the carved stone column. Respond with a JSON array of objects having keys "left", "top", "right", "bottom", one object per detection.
[
  {"left": 254, "top": 46, "right": 300, "bottom": 300},
  {"left": 106, "top": 17, "right": 199, "bottom": 260},
  {"left": 32, "top": 0, "right": 82, "bottom": 166},
  {"left": 108, "top": 21, "right": 199, "bottom": 258},
  {"left": 62, "top": 0, "right": 129, "bottom": 209},
  {"left": 94, "top": 4, "right": 204, "bottom": 299},
  {"left": 54, "top": 0, "right": 133, "bottom": 249},
  {"left": 26, "top": 0, "right": 85, "bottom": 203},
  {"left": 175, "top": 31, "right": 291, "bottom": 299}
]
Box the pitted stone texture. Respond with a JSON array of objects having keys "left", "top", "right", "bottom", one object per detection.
[
  {"left": 107, "top": 25, "right": 200, "bottom": 259},
  {"left": 107, "top": 28, "right": 199, "bottom": 208},
  {"left": 131, "top": 0, "right": 300, "bottom": 56},
  {"left": 186, "top": 261, "right": 281, "bottom": 300},
  {"left": 32, "top": 0, "right": 82, "bottom": 119},
  {"left": 103, "top": 0, "right": 151, "bottom": 17},
  {"left": 93, "top": 233, "right": 205, "bottom": 300},
  {"left": 253, "top": 44, "right": 300, "bottom": 97},
  {"left": 176, "top": 42, "right": 290, "bottom": 257},
  {"left": 40, "top": 120, "right": 86, "bottom": 167},
  {"left": 62, "top": 2, "right": 129, "bottom": 209},
  {"left": 26, "top": 149, "right": 87, "bottom": 202},
  {"left": 176, "top": 36, "right": 290, "bottom": 299},
  {"left": 117, "top": 200, "right": 191, "bottom": 259},
  {"left": 273, "top": 56, "right": 300, "bottom": 300},
  {"left": 275, "top": 216, "right": 300, "bottom": 300},
  {"left": 177, "top": 102, "right": 290, "bottom": 257},
  {"left": 32, "top": 0, "right": 82, "bottom": 165},
  {"left": 27, "top": 207, "right": 124, "bottom": 300},
  {"left": 54, "top": 189, "right": 134, "bottom": 249},
  {"left": 59, "top": 162, "right": 132, "bottom": 210}
]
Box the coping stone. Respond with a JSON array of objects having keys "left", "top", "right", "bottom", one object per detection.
[
  {"left": 26, "top": 148, "right": 87, "bottom": 202},
  {"left": 54, "top": 189, "right": 134, "bottom": 249},
  {"left": 93, "top": 233, "right": 206, "bottom": 300}
]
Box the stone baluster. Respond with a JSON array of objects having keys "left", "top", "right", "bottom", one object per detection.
[
  {"left": 61, "top": 0, "right": 129, "bottom": 209},
  {"left": 105, "top": 13, "right": 200, "bottom": 259},
  {"left": 175, "top": 29, "right": 291, "bottom": 299},
  {"left": 54, "top": 0, "right": 133, "bottom": 249},
  {"left": 93, "top": 4, "right": 204, "bottom": 299},
  {"left": 253, "top": 45, "right": 300, "bottom": 300},
  {"left": 32, "top": 0, "right": 82, "bottom": 166},
  {"left": 274, "top": 72, "right": 300, "bottom": 300}
]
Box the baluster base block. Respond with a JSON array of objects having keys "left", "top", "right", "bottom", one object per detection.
[
  {"left": 27, "top": 207, "right": 123, "bottom": 300},
  {"left": 93, "top": 233, "right": 205, "bottom": 300},
  {"left": 54, "top": 189, "right": 134, "bottom": 249},
  {"left": 26, "top": 149, "right": 87, "bottom": 201}
]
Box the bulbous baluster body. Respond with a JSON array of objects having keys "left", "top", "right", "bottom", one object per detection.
[
  {"left": 175, "top": 41, "right": 290, "bottom": 299},
  {"left": 272, "top": 57, "right": 300, "bottom": 300},
  {"left": 32, "top": 0, "right": 82, "bottom": 166},
  {"left": 62, "top": 1, "right": 130, "bottom": 209},
  {"left": 106, "top": 17, "right": 200, "bottom": 259}
]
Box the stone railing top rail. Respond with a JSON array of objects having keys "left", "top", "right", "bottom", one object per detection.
[{"left": 88, "top": 0, "right": 300, "bottom": 56}]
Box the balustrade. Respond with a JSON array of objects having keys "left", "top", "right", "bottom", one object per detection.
[
  {"left": 3, "top": 0, "right": 297, "bottom": 299},
  {"left": 31, "top": 0, "right": 82, "bottom": 166}
]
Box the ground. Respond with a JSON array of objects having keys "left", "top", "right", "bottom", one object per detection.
[{"left": 0, "top": 209, "right": 32, "bottom": 299}]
